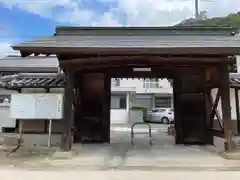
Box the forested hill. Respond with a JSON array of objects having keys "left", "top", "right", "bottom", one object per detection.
[
  {"left": 176, "top": 12, "right": 240, "bottom": 29},
  {"left": 176, "top": 12, "right": 240, "bottom": 73}
]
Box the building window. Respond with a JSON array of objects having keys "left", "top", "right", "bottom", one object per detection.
[
  {"left": 111, "top": 94, "right": 127, "bottom": 109},
  {"left": 143, "top": 78, "right": 159, "bottom": 88},
  {"left": 119, "top": 97, "right": 126, "bottom": 109},
  {"left": 134, "top": 95, "right": 153, "bottom": 109},
  {"left": 155, "top": 96, "right": 172, "bottom": 108},
  {"left": 2, "top": 127, "right": 16, "bottom": 133}
]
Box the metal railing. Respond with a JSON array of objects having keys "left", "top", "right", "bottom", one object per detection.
[{"left": 131, "top": 122, "right": 152, "bottom": 146}]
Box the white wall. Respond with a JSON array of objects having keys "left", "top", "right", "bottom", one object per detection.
[
  {"left": 111, "top": 92, "right": 131, "bottom": 124},
  {"left": 237, "top": 56, "right": 240, "bottom": 73},
  {"left": 0, "top": 88, "right": 18, "bottom": 132},
  {"left": 0, "top": 88, "right": 18, "bottom": 95},
  {"left": 118, "top": 78, "right": 172, "bottom": 94},
  {"left": 0, "top": 101, "right": 16, "bottom": 132},
  {"left": 110, "top": 109, "right": 144, "bottom": 124},
  {"left": 111, "top": 109, "right": 128, "bottom": 124}
]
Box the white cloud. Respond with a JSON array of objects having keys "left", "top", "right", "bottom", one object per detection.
[
  {"left": 0, "top": 42, "right": 19, "bottom": 58},
  {"left": 0, "top": 23, "right": 19, "bottom": 57},
  {"left": 0, "top": 0, "right": 238, "bottom": 57},
  {"left": 0, "top": 0, "right": 239, "bottom": 26}
]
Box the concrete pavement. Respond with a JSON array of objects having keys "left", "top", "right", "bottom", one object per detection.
[
  {"left": 1, "top": 124, "right": 240, "bottom": 171},
  {"left": 1, "top": 169, "right": 240, "bottom": 180}
]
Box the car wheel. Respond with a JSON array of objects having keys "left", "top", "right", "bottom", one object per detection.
[{"left": 162, "top": 117, "right": 169, "bottom": 124}]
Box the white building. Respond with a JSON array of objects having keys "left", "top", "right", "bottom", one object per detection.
[{"left": 111, "top": 78, "right": 173, "bottom": 109}]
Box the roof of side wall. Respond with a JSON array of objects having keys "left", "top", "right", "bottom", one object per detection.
[
  {"left": 0, "top": 56, "right": 59, "bottom": 72},
  {"left": 0, "top": 73, "right": 65, "bottom": 89},
  {"left": 1, "top": 72, "right": 240, "bottom": 89}
]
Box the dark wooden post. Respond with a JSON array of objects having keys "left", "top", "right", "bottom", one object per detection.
[
  {"left": 219, "top": 64, "right": 235, "bottom": 152},
  {"left": 234, "top": 88, "right": 240, "bottom": 134},
  {"left": 102, "top": 74, "right": 111, "bottom": 143},
  {"left": 60, "top": 70, "right": 74, "bottom": 151},
  {"left": 173, "top": 77, "right": 183, "bottom": 144}
]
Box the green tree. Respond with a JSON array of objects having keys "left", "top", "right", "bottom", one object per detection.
[{"left": 177, "top": 11, "right": 240, "bottom": 29}]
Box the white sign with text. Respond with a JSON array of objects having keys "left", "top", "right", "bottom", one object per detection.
[{"left": 10, "top": 93, "right": 63, "bottom": 119}]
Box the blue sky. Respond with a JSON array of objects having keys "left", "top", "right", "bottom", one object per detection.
[
  {"left": 0, "top": 6, "right": 57, "bottom": 42},
  {"left": 0, "top": 0, "right": 239, "bottom": 56}
]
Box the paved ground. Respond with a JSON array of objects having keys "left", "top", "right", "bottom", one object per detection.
[
  {"left": 1, "top": 169, "right": 240, "bottom": 180},
  {"left": 1, "top": 124, "right": 240, "bottom": 171}
]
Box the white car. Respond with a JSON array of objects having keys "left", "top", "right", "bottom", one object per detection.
[{"left": 147, "top": 108, "right": 174, "bottom": 124}]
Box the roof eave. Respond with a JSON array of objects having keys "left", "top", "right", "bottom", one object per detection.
[
  {"left": 55, "top": 26, "right": 238, "bottom": 36},
  {"left": 9, "top": 46, "right": 240, "bottom": 58},
  {"left": 6, "top": 85, "right": 65, "bottom": 89}
]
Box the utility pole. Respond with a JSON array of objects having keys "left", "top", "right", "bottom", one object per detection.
[{"left": 195, "top": 0, "right": 199, "bottom": 20}]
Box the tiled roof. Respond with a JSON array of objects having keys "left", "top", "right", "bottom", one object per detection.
[
  {"left": 0, "top": 73, "right": 65, "bottom": 89},
  {"left": 1, "top": 73, "right": 240, "bottom": 90},
  {"left": 0, "top": 55, "right": 58, "bottom": 72},
  {"left": 12, "top": 35, "right": 240, "bottom": 49},
  {"left": 11, "top": 27, "right": 240, "bottom": 56}
]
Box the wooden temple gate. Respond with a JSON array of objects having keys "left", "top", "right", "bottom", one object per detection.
[{"left": 9, "top": 26, "right": 240, "bottom": 152}]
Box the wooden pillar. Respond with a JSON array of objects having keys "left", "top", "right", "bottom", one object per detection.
[
  {"left": 234, "top": 88, "right": 240, "bottom": 134},
  {"left": 173, "top": 77, "right": 183, "bottom": 144},
  {"left": 74, "top": 72, "right": 110, "bottom": 143},
  {"left": 102, "top": 74, "right": 111, "bottom": 143},
  {"left": 60, "top": 70, "right": 74, "bottom": 151},
  {"left": 219, "top": 64, "right": 235, "bottom": 152}
]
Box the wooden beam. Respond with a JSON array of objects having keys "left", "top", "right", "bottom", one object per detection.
[
  {"left": 72, "top": 66, "right": 212, "bottom": 80},
  {"left": 59, "top": 55, "right": 230, "bottom": 67},
  {"left": 60, "top": 62, "right": 169, "bottom": 70},
  {"left": 219, "top": 64, "right": 235, "bottom": 152},
  {"left": 60, "top": 70, "right": 74, "bottom": 151},
  {"left": 57, "top": 54, "right": 230, "bottom": 61},
  {"left": 60, "top": 62, "right": 213, "bottom": 73},
  {"left": 235, "top": 88, "right": 240, "bottom": 134}
]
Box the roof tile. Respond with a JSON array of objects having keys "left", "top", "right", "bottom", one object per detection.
[
  {"left": 1, "top": 73, "right": 240, "bottom": 89},
  {"left": 0, "top": 73, "right": 65, "bottom": 89}
]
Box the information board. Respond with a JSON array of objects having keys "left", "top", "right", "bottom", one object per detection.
[{"left": 10, "top": 93, "right": 63, "bottom": 119}]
